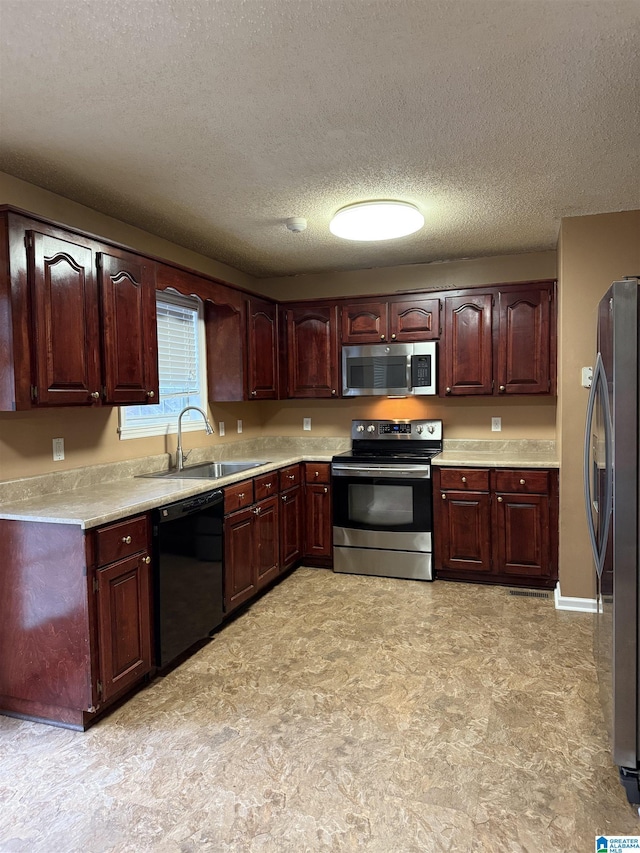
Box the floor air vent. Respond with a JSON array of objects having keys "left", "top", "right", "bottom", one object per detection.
[{"left": 508, "top": 589, "right": 551, "bottom": 599}]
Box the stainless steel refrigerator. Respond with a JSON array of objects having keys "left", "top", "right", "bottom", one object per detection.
[{"left": 584, "top": 276, "right": 640, "bottom": 805}]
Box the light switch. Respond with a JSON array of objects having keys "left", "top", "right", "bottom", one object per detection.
[
  {"left": 218, "top": 421, "right": 225, "bottom": 436},
  {"left": 303, "top": 418, "right": 311, "bottom": 431},
  {"left": 237, "top": 419, "right": 243, "bottom": 434}
]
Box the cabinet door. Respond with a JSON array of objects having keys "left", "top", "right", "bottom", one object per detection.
[
  {"left": 98, "top": 250, "right": 158, "bottom": 405},
  {"left": 496, "top": 286, "right": 552, "bottom": 395},
  {"left": 27, "top": 231, "right": 101, "bottom": 406},
  {"left": 390, "top": 298, "right": 440, "bottom": 342},
  {"left": 285, "top": 305, "right": 339, "bottom": 398},
  {"left": 304, "top": 482, "right": 332, "bottom": 559},
  {"left": 247, "top": 298, "right": 278, "bottom": 399},
  {"left": 442, "top": 294, "right": 493, "bottom": 395},
  {"left": 224, "top": 507, "right": 256, "bottom": 612},
  {"left": 436, "top": 490, "right": 492, "bottom": 573},
  {"left": 255, "top": 496, "right": 279, "bottom": 588},
  {"left": 96, "top": 554, "right": 152, "bottom": 703},
  {"left": 493, "top": 492, "right": 551, "bottom": 577},
  {"left": 280, "top": 485, "right": 303, "bottom": 569},
  {"left": 341, "top": 301, "right": 388, "bottom": 344}
]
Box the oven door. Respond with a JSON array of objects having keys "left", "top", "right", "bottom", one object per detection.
[{"left": 332, "top": 462, "right": 432, "bottom": 552}]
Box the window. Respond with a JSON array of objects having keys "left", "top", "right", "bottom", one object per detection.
[{"left": 119, "top": 291, "right": 208, "bottom": 439}]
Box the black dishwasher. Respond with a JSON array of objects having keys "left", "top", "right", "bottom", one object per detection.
[{"left": 152, "top": 489, "right": 225, "bottom": 668}]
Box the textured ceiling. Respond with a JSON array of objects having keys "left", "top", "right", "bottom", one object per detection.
[{"left": 0, "top": 0, "right": 639, "bottom": 278}]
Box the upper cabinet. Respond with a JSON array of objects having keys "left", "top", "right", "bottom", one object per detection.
[
  {"left": 441, "top": 281, "right": 555, "bottom": 397},
  {"left": 281, "top": 303, "right": 339, "bottom": 398},
  {"left": 341, "top": 296, "right": 440, "bottom": 344},
  {"left": 0, "top": 210, "right": 159, "bottom": 410},
  {"left": 247, "top": 297, "right": 278, "bottom": 399}
]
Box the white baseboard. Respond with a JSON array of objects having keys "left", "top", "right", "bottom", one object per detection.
[{"left": 554, "top": 583, "right": 598, "bottom": 613}]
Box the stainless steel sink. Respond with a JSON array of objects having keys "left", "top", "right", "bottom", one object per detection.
[{"left": 140, "top": 460, "right": 269, "bottom": 479}]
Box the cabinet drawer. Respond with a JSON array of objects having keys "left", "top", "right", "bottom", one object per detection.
[
  {"left": 279, "top": 464, "right": 301, "bottom": 491},
  {"left": 438, "top": 468, "right": 489, "bottom": 491},
  {"left": 494, "top": 469, "right": 549, "bottom": 494},
  {"left": 304, "top": 462, "right": 331, "bottom": 484},
  {"left": 224, "top": 479, "right": 254, "bottom": 513},
  {"left": 254, "top": 471, "right": 278, "bottom": 501},
  {"left": 95, "top": 515, "right": 149, "bottom": 566}
]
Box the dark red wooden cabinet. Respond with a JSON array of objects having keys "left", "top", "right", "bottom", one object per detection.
[
  {"left": 433, "top": 466, "right": 558, "bottom": 589},
  {"left": 224, "top": 506, "right": 257, "bottom": 612},
  {"left": 441, "top": 282, "right": 555, "bottom": 397},
  {"left": 282, "top": 303, "right": 339, "bottom": 398},
  {"left": 279, "top": 464, "right": 303, "bottom": 569},
  {"left": 247, "top": 297, "right": 278, "bottom": 399},
  {"left": 341, "top": 296, "right": 440, "bottom": 344},
  {"left": 0, "top": 513, "right": 153, "bottom": 729},
  {"left": 303, "top": 463, "right": 332, "bottom": 565},
  {"left": 98, "top": 249, "right": 158, "bottom": 405}
]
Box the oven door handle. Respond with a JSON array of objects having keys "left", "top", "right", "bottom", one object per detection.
[{"left": 331, "top": 463, "right": 431, "bottom": 479}]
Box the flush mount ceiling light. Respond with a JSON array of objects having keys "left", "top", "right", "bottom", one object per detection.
[{"left": 329, "top": 201, "right": 424, "bottom": 242}]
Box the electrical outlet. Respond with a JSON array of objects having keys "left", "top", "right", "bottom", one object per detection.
[
  {"left": 237, "top": 419, "right": 243, "bottom": 434},
  {"left": 218, "top": 421, "right": 225, "bottom": 436},
  {"left": 491, "top": 417, "right": 502, "bottom": 432},
  {"left": 303, "top": 417, "right": 311, "bottom": 431},
  {"left": 582, "top": 366, "right": 593, "bottom": 388},
  {"left": 52, "top": 437, "right": 65, "bottom": 461}
]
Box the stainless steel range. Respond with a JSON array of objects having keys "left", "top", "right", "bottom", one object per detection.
[{"left": 331, "top": 419, "right": 443, "bottom": 581}]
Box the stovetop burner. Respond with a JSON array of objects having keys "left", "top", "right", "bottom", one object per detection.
[{"left": 332, "top": 419, "right": 443, "bottom": 466}]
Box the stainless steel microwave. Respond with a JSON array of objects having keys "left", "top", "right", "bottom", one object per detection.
[{"left": 342, "top": 341, "right": 437, "bottom": 396}]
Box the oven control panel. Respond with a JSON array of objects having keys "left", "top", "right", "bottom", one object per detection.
[{"left": 351, "top": 419, "right": 442, "bottom": 441}]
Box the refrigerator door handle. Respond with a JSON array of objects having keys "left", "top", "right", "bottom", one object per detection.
[{"left": 583, "top": 352, "right": 613, "bottom": 578}]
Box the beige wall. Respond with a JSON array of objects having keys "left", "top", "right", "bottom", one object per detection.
[
  {"left": 557, "top": 210, "right": 640, "bottom": 599},
  {"left": 260, "top": 250, "right": 557, "bottom": 301}
]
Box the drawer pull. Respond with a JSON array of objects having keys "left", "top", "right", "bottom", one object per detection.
[
  {"left": 143, "top": 555, "right": 151, "bottom": 564},
  {"left": 253, "top": 506, "right": 260, "bottom": 515},
  {"left": 122, "top": 535, "right": 132, "bottom": 544},
  {"left": 265, "top": 482, "right": 272, "bottom": 489},
  {"left": 461, "top": 476, "right": 467, "bottom": 483},
  {"left": 238, "top": 493, "right": 245, "bottom": 500},
  {"left": 288, "top": 474, "right": 295, "bottom": 480},
  {"left": 519, "top": 479, "right": 526, "bottom": 485},
  {"left": 323, "top": 487, "right": 328, "bottom": 494},
  {"left": 282, "top": 495, "right": 288, "bottom": 502},
  {"left": 146, "top": 390, "right": 155, "bottom": 398},
  {"left": 446, "top": 387, "right": 451, "bottom": 394},
  {"left": 441, "top": 493, "right": 446, "bottom": 499},
  {"left": 315, "top": 471, "right": 319, "bottom": 478},
  {"left": 497, "top": 496, "right": 503, "bottom": 502}
]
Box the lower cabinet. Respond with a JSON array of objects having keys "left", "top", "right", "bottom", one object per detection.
[
  {"left": 303, "top": 462, "right": 333, "bottom": 566},
  {"left": 223, "top": 472, "right": 283, "bottom": 615},
  {"left": 433, "top": 467, "right": 558, "bottom": 589},
  {"left": 94, "top": 515, "right": 153, "bottom": 703},
  {"left": 279, "top": 464, "right": 303, "bottom": 570},
  {"left": 0, "top": 512, "right": 153, "bottom": 729}
]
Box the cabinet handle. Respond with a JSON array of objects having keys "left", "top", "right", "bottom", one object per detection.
[
  {"left": 238, "top": 493, "right": 245, "bottom": 500},
  {"left": 331, "top": 389, "right": 337, "bottom": 395},
  {"left": 446, "top": 387, "right": 451, "bottom": 394},
  {"left": 251, "top": 390, "right": 257, "bottom": 397},
  {"left": 461, "top": 476, "right": 467, "bottom": 483},
  {"left": 499, "top": 385, "right": 506, "bottom": 393},
  {"left": 146, "top": 390, "right": 155, "bottom": 398},
  {"left": 323, "top": 487, "right": 328, "bottom": 494},
  {"left": 288, "top": 474, "right": 295, "bottom": 480},
  {"left": 441, "top": 493, "right": 446, "bottom": 499},
  {"left": 253, "top": 506, "right": 260, "bottom": 515},
  {"left": 122, "top": 535, "right": 132, "bottom": 544},
  {"left": 90, "top": 391, "right": 100, "bottom": 400},
  {"left": 497, "top": 496, "right": 503, "bottom": 502},
  {"left": 314, "top": 471, "right": 319, "bottom": 478},
  {"left": 143, "top": 555, "right": 151, "bottom": 564},
  {"left": 380, "top": 334, "right": 385, "bottom": 340},
  {"left": 519, "top": 479, "right": 526, "bottom": 485},
  {"left": 391, "top": 333, "right": 396, "bottom": 340},
  {"left": 282, "top": 495, "right": 288, "bottom": 502},
  {"left": 265, "top": 482, "right": 272, "bottom": 489}
]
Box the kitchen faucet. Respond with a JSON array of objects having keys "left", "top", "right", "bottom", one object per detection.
[{"left": 176, "top": 406, "right": 214, "bottom": 471}]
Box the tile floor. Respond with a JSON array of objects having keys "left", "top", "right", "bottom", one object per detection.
[{"left": 1, "top": 568, "right": 639, "bottom": 852}]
